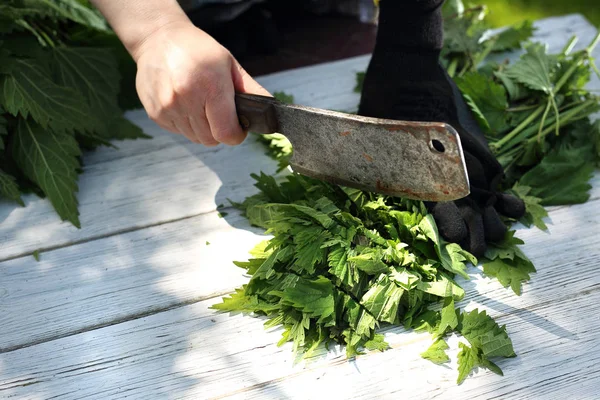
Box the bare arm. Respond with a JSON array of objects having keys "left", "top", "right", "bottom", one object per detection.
[{"left": 90, "top": 0, "right": 270, "bottom": 145}]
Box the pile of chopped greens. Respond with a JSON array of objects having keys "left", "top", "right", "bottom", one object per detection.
[
  {"left": 213, "top": 0, "right": 600, "bottom": 384},
  {"left": 0, "top": 0, "right": 144, "bottom": 227}
]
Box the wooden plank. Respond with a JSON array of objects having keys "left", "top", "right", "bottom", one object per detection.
[{"left": 0, "top": 208, "right": 265, "bottom": 352}]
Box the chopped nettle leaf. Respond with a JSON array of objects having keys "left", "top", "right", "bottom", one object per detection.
[{"left": 421, "top": 339, "right": 450, "bottom": 364}]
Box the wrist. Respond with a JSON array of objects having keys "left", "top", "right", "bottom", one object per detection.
[{"left": 128, "top": 16, "right": 193, "bottom": 62}]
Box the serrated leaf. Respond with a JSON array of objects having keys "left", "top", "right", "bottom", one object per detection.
[
  {"left": 11, "top": 118, "right": 81, "bottom": 226},
  {"left": 0, "top": 168, "right": 24, "bottom": 205},
  {"left": 0, "top": 56, "right": 93, "bottom": 135},
  {"left": 456, "top": 72, "right": 509, "bottom": 134},
  {"left": 360, "top": 276, "right": 404, "bottom": 323},
  {"left": 364, "top": 333, "right": 389, "bottom": 352},
  {"left": 490, "top": 21, "right": 534, "bottom": 52},
  {"left": 506, "top": 43, "right": 556, "bottom": 94},
  {"left": 483, "top": 257, "right": 536, "bottom": 295},
  {"left": 281, "top": 276, "right": 335, "bottom": 323},
  {"left": 460, "top": 309, "right": 515, "bottom": 358},
  {"left": 457, "top": 342, "right": 479, "bottom": 384},
  {"left": 348, "top": 250, "right": 389, "bottom": 275},
  {"left": 20, "top": 0, "right": 109, "bottom": 31},
  {"left": 211, "top": 286, "right": 279, "bottom": 313},
  {"left": 51, "top": 47, "right": 119, "bottom": 136},
  {"left": 421, "top": 339, "right": 450, "bottom": 364},
  {"left": 437, "top": 297, "right": 459, "bottom": 335},
  {"left": 519, "top": 148, "right": 594, "bottom": 205},
  {"left": 511, "top": 183, "right": 548, "bottom": 230}
]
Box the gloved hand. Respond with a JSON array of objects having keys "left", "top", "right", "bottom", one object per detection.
[{"left": 358, "top": 0, "right": 525, "bottom": 258}]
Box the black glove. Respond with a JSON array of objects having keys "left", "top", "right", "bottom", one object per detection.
[{"left": 358, "top": 0, "right": 525, "bottom": 257}]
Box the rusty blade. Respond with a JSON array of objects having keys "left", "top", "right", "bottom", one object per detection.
[{"left": 270, "top": 102, "right": 470, "bottom": 201}]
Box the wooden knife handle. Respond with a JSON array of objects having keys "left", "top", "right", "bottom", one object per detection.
[{"left": 234, "top": 93, "right": 280, "bottom": 134}]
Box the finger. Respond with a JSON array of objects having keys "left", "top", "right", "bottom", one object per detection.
[
  {"left": 495, "top": 192, "right": 526, "bottom": 219},
  {"left": 205, "top": 76, "right": 247, "bottom": 145},
  {"left": 482, "top": 206, "right": 507, "bottom": 243},
  {"left": 458, "top": 204, "right": 486, "bottom": 258},
  {"left": 429, "top": 201, "right": 468, "bottom": 243},
  {"left": 172, "top": 116, "right": 201, "bottom": 144},
  {"left": 231, "top": 59, "right": 271, "bottom": 96},
  {"left": 188, "top": 114, "right": 218, "bottom": 146}
]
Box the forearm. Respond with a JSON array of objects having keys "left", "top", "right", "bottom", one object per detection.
[{"left": 90, "top": 0, "right": 192, "bottom": 60}]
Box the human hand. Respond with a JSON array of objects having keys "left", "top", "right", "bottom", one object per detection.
[{"left": 132, "top": 21, "right": 271, "bottom": 146}]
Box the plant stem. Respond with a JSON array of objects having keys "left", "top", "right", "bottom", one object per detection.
[
  {"left": 560, "top": 36, "right": 578, "bottom": 56},
  {"left": 492, "top": 104, "right": 545, "bottom": 150},
  {"left": 447, "top": 58, "right": 459, "bottom": 78},
  {"left": 473, "top": 40, "right": 495, "bottom": 71},
  {"left": 507, "top": 104, "right": 539, "bottom": 112}
]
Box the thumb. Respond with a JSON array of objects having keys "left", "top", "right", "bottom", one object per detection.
[{"left": 231, "top": 58, "right": 272, "bottom": 97}]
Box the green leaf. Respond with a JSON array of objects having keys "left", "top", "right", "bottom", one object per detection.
[
  {"left": 460, "top": 309, "right": 516, "bottom": 358},
  {"left": 51, "top": 47, "right": 119, "bottom": 135},
  {"left": 348, "top": 249, "right": 389, "bottom": 275},
  {"left": 281, "top": 276, "right": 335, "bottom": 323},
  {"left": 273, "top": 91, "right": 294, "bottom": 104},
  {"left": 456, "top": 72, "right": 509, "bottom": 134},
  {"left": 421, "top": 339, "right": 450, "bottom": 365},
  {"left": 364, "top": 333, "right": 389, "bottom": 352},
  {"left": 519, "top": 148, "right": 594, "bottom": 205},
  {"left": 211, "top": 286, "right": 279, "bottom": 313},
  {"left": 354, "top": 71, "right": 365, "bottom": 93},
  {"left": 490, "top": 21, "right": 534, "bottom": 52},
  {"left": 32, "top": 249, "right": 41, "bottom": 261},
  {"left": 457, "top": 342, "right": 479, "bottom": 384},
  {"left": 437, "top": 297, "right": 459, "bottom": 336},
  {"left": 505, "top": 43, "right": 556, "bottom": 94},
  {"left": 0, "top": 168, "right": 24, "bottom": 205},
  {"left": 21, "top": 0, "right": 109, "bottom": 31},
  {"left": 483, "top": 257, "right": 536, "bottom": 296},
  {"left": 360, "top": 276, "right": 404, "bottom": 323},
  {"left": 510, "top": 184, "right": 548, "bottom": 230},
  {"left": 0, "top": 55, "right": 93, "bottom": 135},
  {"left": 11, "top": 118, "right": 81, "bottom": 227}
]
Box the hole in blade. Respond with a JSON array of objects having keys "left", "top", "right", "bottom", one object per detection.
[{"left": 431, "top": 139, "right": 445, "bottom": 153}]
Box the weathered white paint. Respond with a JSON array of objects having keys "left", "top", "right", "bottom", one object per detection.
[{"left": 0, "top": 12, "right": 599, "bottom": 400}]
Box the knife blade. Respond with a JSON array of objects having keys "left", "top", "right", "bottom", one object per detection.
[{"left": 235, "top": 93, "right": 469, "bottom": 201}]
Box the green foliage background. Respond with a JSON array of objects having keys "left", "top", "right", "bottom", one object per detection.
[{"left": 472, "top": 0, "right": 600, "bottom": 27}]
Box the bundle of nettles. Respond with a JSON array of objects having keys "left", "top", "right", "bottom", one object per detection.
[
  {"left": 213, "top": 0, "right": 600, "bottom": 384},
  {"left": 0, "top": 0, "right": 144, "bottom": 227}
]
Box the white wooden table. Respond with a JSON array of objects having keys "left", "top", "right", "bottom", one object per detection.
[{"left": 1, "top": 14, "right": 599, "bottom": 400}]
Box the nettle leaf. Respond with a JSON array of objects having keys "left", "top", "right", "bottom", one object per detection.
[
  {"left": 456, "top": 72, "right": 509, "bottom": 134},
  {"left": 483, "top": 257, "right": 535, "bottom": 295},
  {"left": 20, "top": 0, "right": 109, "bottom": 31},
  {"left": 505, "top": 43, "right": 557, "bottom": 94},
  {"left": 460, "top": 309, "right": 515, "bottom": 358},
  {"left": 360, "top": 276, "right": 404, "bottom": 324},
  {"left": 0, "top": 55, "right": 93, "bottom": 135},
  {"left": 0, "top": 169, "right": 24, "bottom": 205},
  {"left": 421, "top": 339, "right": 450, "bottom": 365},
  {"left": 490, "top": 21, "right": 535, "bottom": 52},
  {"left": 281, "top": 276, "right": 335, "bottom": 323},
  {"left": 364, "top": 333, "right": 389, "bottom": 352},
  {"left": 210, "top": 286, "right": 279, "bottom": 313},
  {"left": 437, "top": 297, "right": 459, "bottom": 336},
  {"left": 519, "top": 148, "right": 595, "bottom": 205},
  {"left": 11, "top": 118, "right": 81, "bottom": 226},
  {"left": 510, "top": 183, "right": 548, "bottom": 230},
  {"left": 51, "top": 47, "right": 119, "bottom": 132},
  {"left": 457, "top": 342, "right": 479, "bottom": 384}
]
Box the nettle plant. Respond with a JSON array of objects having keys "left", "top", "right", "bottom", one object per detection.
[{"left": 0, "top": 0, "right": 145, "bottom": 227}]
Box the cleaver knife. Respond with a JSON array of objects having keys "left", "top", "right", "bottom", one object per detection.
[{"left": 235, "top": 93, "right": 469, "bottom": 202}]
